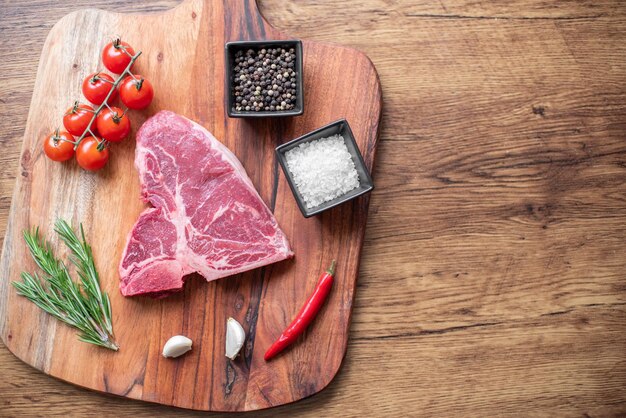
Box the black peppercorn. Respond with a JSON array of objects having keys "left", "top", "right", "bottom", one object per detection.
[{"left": 231, "top": 45, "right": 298, "bottom": 113}]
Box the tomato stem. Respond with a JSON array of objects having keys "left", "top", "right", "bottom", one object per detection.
[
  {"left": 52, "top": 127, "right": 78, "bottom": 146},
  {"left": 96, "top": 139, "right": 108, "bottom": 152},
  {"left": 104, "top": 102, "right": 123, "bottom": 123},
  {"left": 65, "top": 100, "right": 80, "bottom": 116},
  {"left": 98, "top": 76, "right": 115, "bottom": 85},
  {"left": 113, "top": 37, "right": 134, "bottom": 58},
  {"left": 73, "top": 50, "right": 142, "bottom": 150},
  {"left": 120, "top": 45, "right": 134, "bottom": 59},
  {"left": 52, "top": 127, "right": 61, "bottom": 144},
  {"left": 135, "top": 77, "right": 144, "bottom": 91}
]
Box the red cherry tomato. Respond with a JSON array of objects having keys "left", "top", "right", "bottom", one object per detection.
[
  {"left": 96, "top": 107, "right": 131, "bottom": 142},
  {"left": 76, "top": 136, "right": 109, "bottom": 171},
  {"left": 63, "top": 102, "right": 97, "bottom": 136},
  {"left": 119, "top": 76, "right": 154, "bottom": 110},
  {"left": 102, "top": 39, "right": 135, "bottom": 74},
  {"left": 82, "top": 73, "right": 117, "bottom": 105},
  {"left": 43, "top": 130, "right": 75, "bottom": 162}
]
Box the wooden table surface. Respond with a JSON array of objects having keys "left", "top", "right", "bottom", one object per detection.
[{"left": 1, "top": 0, "right": 625, "bottom": 416}]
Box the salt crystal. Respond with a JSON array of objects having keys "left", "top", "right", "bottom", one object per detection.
[{"left": 284, "top": 134, "right": 360, "bottom": 209}]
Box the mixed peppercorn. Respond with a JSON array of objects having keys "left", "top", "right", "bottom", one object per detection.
[{"left": 231, "top": 47, "right": 298, "bottom": 112}]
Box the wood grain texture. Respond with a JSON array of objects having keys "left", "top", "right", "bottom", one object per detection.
[
  {"left": 0, "top": 0, "right": 381, "bottom": 412},
  {"left": 2, "top": 0, "right": 626, "bottom": 417}
]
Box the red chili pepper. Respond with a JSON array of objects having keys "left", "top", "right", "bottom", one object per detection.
[{"left": 264, "top": 260, "right": 336, "bottom": 361}]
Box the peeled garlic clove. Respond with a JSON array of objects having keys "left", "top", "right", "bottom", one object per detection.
[
  {"left": 162, "top": 335, "right": 192, "bottom": 358},
  {"left": 225, "top": 317, "right": 245, "bottom": 360}
]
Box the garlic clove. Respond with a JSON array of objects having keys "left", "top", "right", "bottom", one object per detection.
[
  {"left": 162, "top": 335, "right": 193, "bottom": 358},
  {"left": 225, "top": 317, "right": 245, "bottom": 360}
]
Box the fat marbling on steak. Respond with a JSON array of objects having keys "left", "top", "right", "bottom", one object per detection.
[{"left": 119, "top": 110, "right": 293, "bottom": 297}]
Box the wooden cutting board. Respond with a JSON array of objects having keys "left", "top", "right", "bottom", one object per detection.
[{"left": 0, "top": 0, "right": 381, "bottom": 412}]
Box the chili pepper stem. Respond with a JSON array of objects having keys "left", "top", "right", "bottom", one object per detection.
[{"left": 327, "top": 260, "right": 336, "bottom": 276}]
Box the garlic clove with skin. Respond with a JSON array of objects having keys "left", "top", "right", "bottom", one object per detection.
[
  {"left": 225, "top": 317, "right": 245, "bottom": 360},
  {"left": 162, "top": 335, "right": 193, "bottom": 358}
]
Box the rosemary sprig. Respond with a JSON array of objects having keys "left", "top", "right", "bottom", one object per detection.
[{"left": 12, "top": 219, "right": 118, "bottom": 351}]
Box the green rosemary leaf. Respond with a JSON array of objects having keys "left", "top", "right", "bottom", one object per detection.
[
  {"left": 54, "top": 219, "right": 113, "bottom": 334},
  {"left": 12, "top": 220, "right": 118, "bottom": 351}
]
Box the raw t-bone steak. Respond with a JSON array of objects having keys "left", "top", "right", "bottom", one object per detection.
[{"left": 119, "top": 110, "right": 293, "bottom": 297}]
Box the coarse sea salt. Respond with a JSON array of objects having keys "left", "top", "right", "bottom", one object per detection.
[{"left": 284, "top": 134, "right": 360, "bottom": 209}]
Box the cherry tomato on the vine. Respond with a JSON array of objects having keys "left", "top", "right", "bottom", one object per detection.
[
  {"left": 76, "top": 136, "right": 109, "bottom": 171},
  {"left": 43, "top": 130, "right": 75, "bottom": 162},
  {"left": 63, "top": 102, "right": 97, "bottom": 136},
  {"left": 102, "top": 39, "right": 135, "bottom": 74},
  {"left": 82, "top": 73, "right": 117, "bottom": 105},
  {"left": 96, "top": 107, "right": 131, "bottom": 142},
  {"left": 119, "top": 76, "right": 154, "bottom": 110}
]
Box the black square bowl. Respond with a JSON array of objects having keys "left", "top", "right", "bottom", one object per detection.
[
  {"left": 275, "top": 119, "right": 374, "bottom": 218},
  {"left": 225, "top": 39, "right": 304, "bottom": 118}
]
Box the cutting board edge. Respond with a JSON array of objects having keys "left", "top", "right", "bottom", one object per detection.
[
  {"left": 0, "top": 0, "right": 383, "bottom": 411},
  {"left": 0, "top": 8, "right": 66, "bottom": 350}
]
